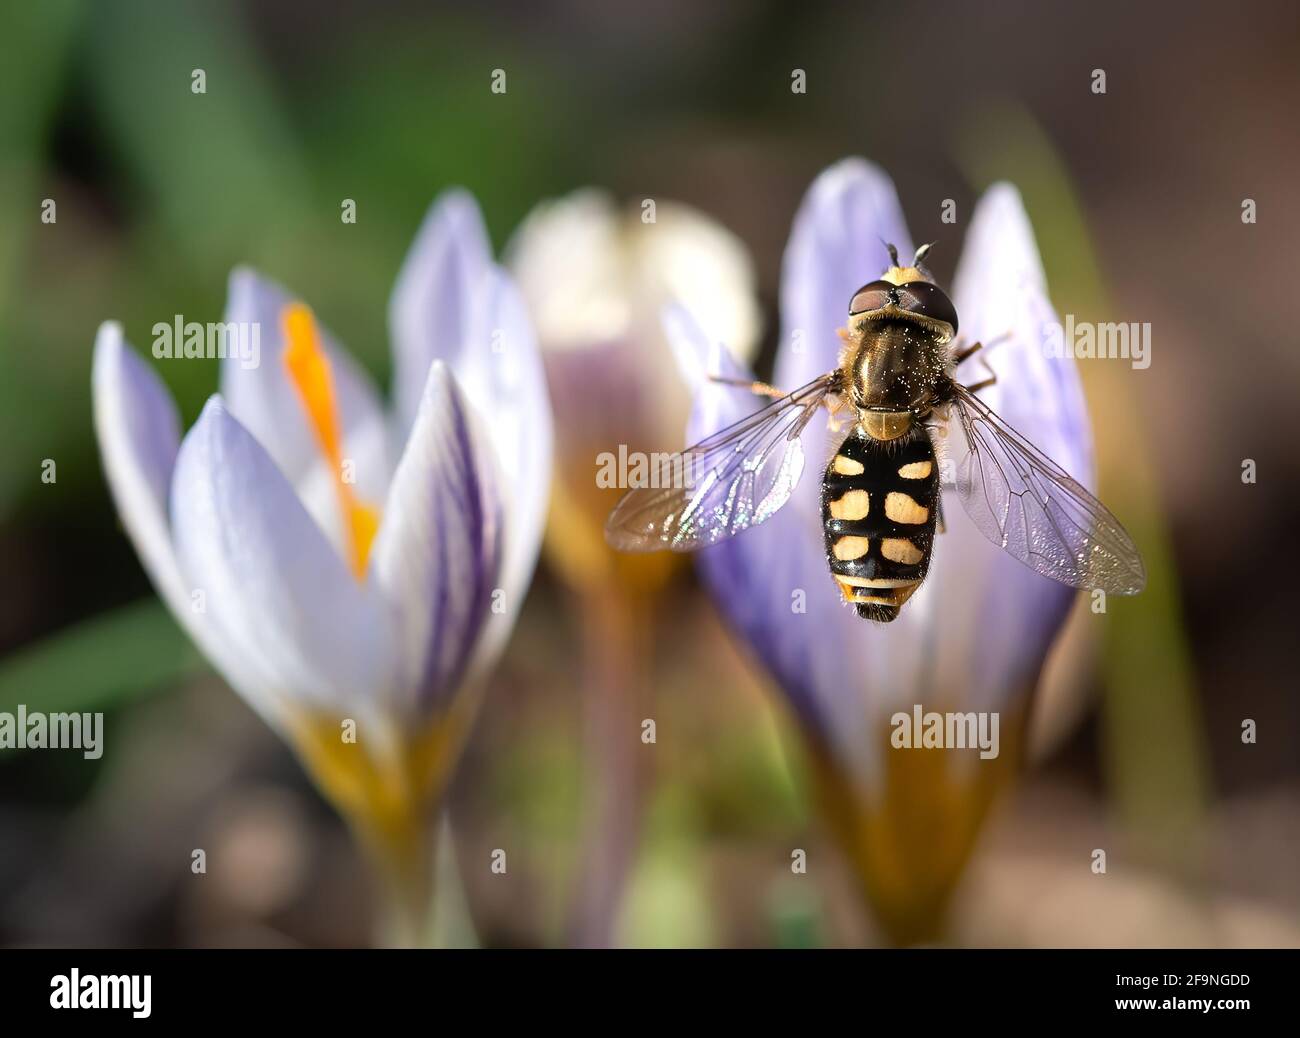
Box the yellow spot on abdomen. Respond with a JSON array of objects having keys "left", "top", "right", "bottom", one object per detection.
[
  {"left": 829, "top": 489, "right": 870, "bottom": 521},
  {"left": 881, "top": 537, "right": 924, "bottom": 564},
  {"left": 898, "top": 460, "right": 932, "bottom": 479},
  {"left": 833, "top": 454, "right": 865, "bottom": 476},
  {"left": 885, "top": 491, "right": 928, "bottom": 524},
  {"left": 282, "top": 303, "right": 381, "bottom": 580},
  {"left": 833, "top": 536, "right": 870, "bottom": 561}
]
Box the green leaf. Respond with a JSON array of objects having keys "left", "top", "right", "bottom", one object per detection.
[
  {"left": 0, "top": 599, "right": 208, "bottom": 724},
  {"left": 0, "top": 0, "right": 84, "bottom": 515}
]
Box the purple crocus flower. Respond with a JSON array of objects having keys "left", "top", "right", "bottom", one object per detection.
[
  {"left": 92, "top": 190, "right": 551, "bottom": 938},
  {"left": 668, "top": 158, "right": 1095, "bottom": 943}
]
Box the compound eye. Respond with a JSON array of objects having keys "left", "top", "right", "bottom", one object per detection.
[
  {"left": 848, "top": 280, "right": 895, "bottom": 315},
  {"left": 895, "top": 281, "right": 958, "bottom": 334}
]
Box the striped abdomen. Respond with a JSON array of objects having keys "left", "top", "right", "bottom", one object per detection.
[{"left": 820, "top": 426, "right": 940, "bottom": 622}]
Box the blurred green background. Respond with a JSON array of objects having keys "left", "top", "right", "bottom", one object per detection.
[{"left": 1, "top": 0, "right": 1297, "bottom": 947}]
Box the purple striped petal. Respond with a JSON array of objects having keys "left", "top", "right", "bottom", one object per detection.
[
  {"left": 389, "top": 194, "right": 552, "bottom": 678},
  {"left": 387, "top": 195, "right": 551, "bottom": 676},
  {"left": 454, "top": 267, "right": 553, "bottom": 675},
  {"left": 369, "top": 361, "right": 503, "bottom": 714}
]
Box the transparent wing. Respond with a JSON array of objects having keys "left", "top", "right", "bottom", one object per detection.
[
  {"left": 946, "top": 382, "right": 1146, "bottom": 593},
  {"left": 605, "top": 372, "right": 840, "bottom": 552}
]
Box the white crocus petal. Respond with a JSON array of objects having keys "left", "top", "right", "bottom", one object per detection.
[
  {"left": 221, "top": 267, "right": 391, "bottom": 556},
  {"left": 170, "top": 396, "right": 394, "bottom": 722},
  {"left": 507, "top": 191, "right": 762, "bottom": 465},
  {"left": 509, "top": 190, "right": 762, "bottom": 364},
  {"left": 92, "top": 323, "right": 185, "bottom": 614},
  {"left": 506, "top": 189, "right": 632, "bottom": 349},
  {"left": 370, "top": 361, "right": 503, "bottom": 715},
  {"left": 92, "top": 325, "right": 265, "bottom": 711},
  {"left": 635, "top": 200, "right": 763, "bottom": 367},
  {"left": 389, "top": 190, "right": 494, "bottom": 441}
]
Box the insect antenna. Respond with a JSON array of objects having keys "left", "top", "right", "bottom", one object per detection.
[
  {"left": 913, "top": 241, "right": 936, "bottom": 279},
  {"left": 880, "top": 239, "right": 900, "bottom": 268}
]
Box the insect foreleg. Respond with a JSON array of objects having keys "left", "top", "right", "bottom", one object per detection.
[
  {"left": 951, "top": 329, "right": 1013, "bottom": 366},
  {"left": 963, "top": 372, "right": 998, "bottom": 393}
]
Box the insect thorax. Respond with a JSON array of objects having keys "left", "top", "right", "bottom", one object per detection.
[
  {"left": 843, "top": 318, "right": 949, "bottom": 419},
  {"left": 821, "top": 426, "right": 940, "bottom": 623}
]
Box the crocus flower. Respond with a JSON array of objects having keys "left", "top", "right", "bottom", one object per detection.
[
  {"left": 506, "top": 190, "right": 761, "bottom": 944},
  {"left": 92, "top": 190, "right": 551, "bottom": 942},
  {"left": 668, "top": 158, "right": 1094, "bottom": 944}
]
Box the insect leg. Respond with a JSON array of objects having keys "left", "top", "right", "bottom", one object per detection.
[
  {"left": 707, "top": 375, "right": 788, "bottom": 400},
  {"left": 824, "top": 394, "right": 855, "bottom": 434},
  {"left": 951, "top": 340, "right": 984, "bottom": 365},
  {"left": 951, "top": 329, "right": 1014, "bottom": 366},
  {"left": 963, "top": 372, "right": 999, "bottom": 393}
]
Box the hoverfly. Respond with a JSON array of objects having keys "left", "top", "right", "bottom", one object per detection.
[{"left": 604, "top": 244, "right": 1146, "bottom": 622}]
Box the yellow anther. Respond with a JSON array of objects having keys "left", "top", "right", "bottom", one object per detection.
[{"left": 282, "top": 303, "right": 380, "bottom": 580}]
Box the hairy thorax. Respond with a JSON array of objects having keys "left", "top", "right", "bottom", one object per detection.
[{"left": 840, "top": 318, "right": 949, "bottom": 441}]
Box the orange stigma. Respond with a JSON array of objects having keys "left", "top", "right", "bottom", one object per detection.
[{"left": 282, "top": 303, "right": 380, "bottom": 580}]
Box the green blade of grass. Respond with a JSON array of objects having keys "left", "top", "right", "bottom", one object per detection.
[{"left": 0, "top": 599, "right": 208, "bottom": 727}]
